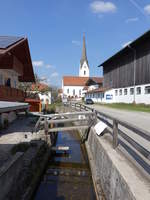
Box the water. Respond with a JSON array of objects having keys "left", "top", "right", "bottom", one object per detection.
[{"left": 34, "top": 131, "right": 96, "bottom": 200}]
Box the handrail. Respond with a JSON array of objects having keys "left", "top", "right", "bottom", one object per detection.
[{"left": 71, "top": 102, "right": 150, "bottom": 175}]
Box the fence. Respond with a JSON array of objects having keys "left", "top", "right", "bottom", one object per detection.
[{"left": 71, "top": 102, "right": 150, "bottom": 176}]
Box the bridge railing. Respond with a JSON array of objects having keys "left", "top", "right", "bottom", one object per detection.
[{"left": 71, "top": 102, "right": 150, "bottom": 176}]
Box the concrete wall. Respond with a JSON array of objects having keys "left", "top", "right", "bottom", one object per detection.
[
  {"left": 0, "top": 152, "right": 23, "bottom": 200},
  {"left": 0, "top": 111, "right": 17, "bottom": 127},
  {"left": 82, "top": 127, "right": 150, "bottom": 200}
]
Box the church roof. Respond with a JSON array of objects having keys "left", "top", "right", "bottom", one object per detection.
[{"left": 63, "top": 76, "right": 103, "bottom": 86}]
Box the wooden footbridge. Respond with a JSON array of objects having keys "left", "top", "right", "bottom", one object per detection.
[{"left": 34, "top": 111, "right": 97, "bottom": 134}]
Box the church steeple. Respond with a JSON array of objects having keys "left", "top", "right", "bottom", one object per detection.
[
  {"left": 79, "top": 34, "right": 90, "bottom": 77},
  {"left": 80, "top": 34, "right": 88, "bottom": 66}
]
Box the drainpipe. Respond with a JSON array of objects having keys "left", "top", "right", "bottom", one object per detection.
[{"left": 128, "top": 44, "right": 136, "bottom": 104}]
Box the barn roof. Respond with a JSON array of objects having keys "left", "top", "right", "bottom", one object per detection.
[{"left": 99, "top": 29, "right": 150, "bottom": 67}]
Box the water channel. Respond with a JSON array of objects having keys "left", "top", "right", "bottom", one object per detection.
[{"left": 34, "top": 131, "right": 96, "bottom": 200}]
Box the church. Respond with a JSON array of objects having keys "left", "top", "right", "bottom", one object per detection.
[{"left": 62, "top": 34, "right": 103, "bottom": 100}]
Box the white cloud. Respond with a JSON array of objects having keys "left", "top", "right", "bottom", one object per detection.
[
  {"left": 51, "top": 72, "right": 59, "bottom": 78},
  {"left": 144, "top": 4, "right": 150, "bottom": 15},
  {"left": 90, "top": 1, "right": 117, "bottom": 14},
  {"left": 46, "top": 64, "right": 55, "bottom": 69},
  {"left": 122, "top": 41, "right": 132, "bottom": 48},
  {"left": 32, "top": 60, "right": 44, "bottom": 67},
  {"left": 125, "top": 17, "right": 139, "bottom": 23},
  {"left": 72, "top": 40, "right": 80, "bottom": 46}
]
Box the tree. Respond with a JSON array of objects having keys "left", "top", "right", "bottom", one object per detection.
[{"left": 18, "top": 74, "right": 52, "bottom": 99}]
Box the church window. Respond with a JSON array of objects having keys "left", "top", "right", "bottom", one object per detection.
[
  {"left": 79, "top": 89, "right": 81, "bottom": 96},
  {"left": 73, "top": 89, "right": 75, "bottom": 95},
  {"left": 84, "top": 71, "right": 86, "bottom": 75},
  {"left": 67, "top": 88, "right": 69, "bottom": 94}
]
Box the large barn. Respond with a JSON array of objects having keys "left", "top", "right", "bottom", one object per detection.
[{"left": 86, "top": 30, "right": 150, "bottom": 104}]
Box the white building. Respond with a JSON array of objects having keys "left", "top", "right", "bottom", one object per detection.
[
  {"left": 30, "top": 83, "right": 52, "bottom": 107},
  {"left": 62, "top": 34, "right": 103, "bottom": 100}
]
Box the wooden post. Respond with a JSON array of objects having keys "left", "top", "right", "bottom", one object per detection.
[
  {"left": 113, "top": 119, "right": 118, "bottom": 149},
  {"left": 44, "top": 117, "right": 49, "bottom": 143}
]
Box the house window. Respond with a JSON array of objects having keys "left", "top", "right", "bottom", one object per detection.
[
  {"left": 67, "top": 88, "right": 69, "bottom": 94},
  {"left": 119, "top": 89, "right": 122, "bottom": 95},
  {"left": 130, "top": 88, "right": 134, "bottom": 95},
  {"left": 124, "top": 89, "right": 127, "bottom": 95},
  {"left": 145, "top": 86, "right": 150, "bottom": 94},
  {"left": 84, "top": 70, "right": 86, "bottom": 75},
  {"left": 5, "top": 78, "right": 11, "bottom": 87},
  {"left": 73, "top": 89, "right": 75, "bottom": 95},
  {"left": 0, "top": 74, "right": 3, "bottom": 85},
  {"left": 115, "top": 90, "right": 118, "bottom": 96},
  {"left": 136, "top": 87, "right": 141, "bottom": 95}
]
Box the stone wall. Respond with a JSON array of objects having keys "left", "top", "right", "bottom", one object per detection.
[
  {"left": 83, "top": 127, "right": 150, "bottom": 200},
  {"left": 0, "top": 132, "right": 57, "bottom": 200}
]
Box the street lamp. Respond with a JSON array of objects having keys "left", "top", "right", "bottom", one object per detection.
[{"left": 128, "top": 44, "right": 136, "bottom": 104}]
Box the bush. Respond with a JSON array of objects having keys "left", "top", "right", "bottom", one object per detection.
[{"left": 46, "top": 104, "right": 56, "bottom": 114}]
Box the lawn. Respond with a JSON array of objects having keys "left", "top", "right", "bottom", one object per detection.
[{"left": 96, "top": 103, "right": 150, "bottom": 113}]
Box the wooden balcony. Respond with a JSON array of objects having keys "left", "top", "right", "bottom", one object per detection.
[{"left": 0, "top": 86, "right": 25, "bottom": 102}]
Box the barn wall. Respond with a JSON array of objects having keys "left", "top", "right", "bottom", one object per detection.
[{"left": 103, "top": 38, "right": 150, "bottom": 88}]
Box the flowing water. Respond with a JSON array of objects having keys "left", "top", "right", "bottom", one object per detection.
[{"left": 34, "top": 131, "right": 96, "bottom": 200}]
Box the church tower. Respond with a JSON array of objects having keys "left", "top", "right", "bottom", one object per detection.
[{"left": 79, "top": 34, "right": 90, "bottom": 77}]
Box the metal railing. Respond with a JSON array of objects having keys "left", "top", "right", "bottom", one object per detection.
[{"left": 71, "top": 102, "right": 150, "bottom": 176}]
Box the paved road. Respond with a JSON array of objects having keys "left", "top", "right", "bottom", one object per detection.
[{"left": 87, "top": 104, "right": 150, "bottom": 151}]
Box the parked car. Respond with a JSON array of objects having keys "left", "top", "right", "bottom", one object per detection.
[{"left": 85, "top": 98, "right": 94, "bottom": 104}]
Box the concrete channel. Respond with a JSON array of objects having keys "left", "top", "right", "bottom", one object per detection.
[
  {"left": 34, "top": 131, "right": 97, "bottom": 200},
  {"left": 0, "top": 105, "right": 149, "bottom": 200}
]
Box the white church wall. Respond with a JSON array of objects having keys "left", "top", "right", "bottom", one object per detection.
[{"left": 63, "top": 86, "right": 84, "bottom": 98}]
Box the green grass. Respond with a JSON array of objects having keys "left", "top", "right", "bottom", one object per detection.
[{"left": 95, "top": 103, "right": 150, "bottom": 113}]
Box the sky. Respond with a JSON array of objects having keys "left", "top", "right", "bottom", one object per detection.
[{"left": 0, "top": 0, "right": 150, "bottom": 87}]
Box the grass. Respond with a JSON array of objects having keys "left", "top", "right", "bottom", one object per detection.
[{"left": 95, "top": 103, "right": 150, "bottom": 113}]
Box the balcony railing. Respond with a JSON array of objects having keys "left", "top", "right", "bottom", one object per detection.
[{"left": 0, "top": 86, "right": 25, "bottom": 102}]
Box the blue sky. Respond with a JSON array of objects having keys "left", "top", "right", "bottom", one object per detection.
[{"left": 1, "top": 0, "right": 150, "bottom": 87}]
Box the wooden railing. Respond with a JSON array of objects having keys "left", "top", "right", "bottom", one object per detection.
[
  {"left": 71, "top": 102, "right": 150, "bottom": 176},
  {"left": 0, "top": 86, "right": 25, "bottom": 102}
]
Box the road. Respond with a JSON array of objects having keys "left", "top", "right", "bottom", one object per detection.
[{"left": 87, "top": 104, "right": 150, "bottom": 151}]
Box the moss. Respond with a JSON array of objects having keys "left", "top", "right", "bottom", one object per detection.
[
  {"left": 3, "top": 118, "right": 9, "bottom": 129},
  {"left": 11, "top": 142, "right": 31, "bottom": 155}
]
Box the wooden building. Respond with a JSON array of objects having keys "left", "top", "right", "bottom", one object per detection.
[
  {"left": 96, "top": 30, "right": 150, "bottom": 104},
  {"left": 0, "top": 36, "right": 35, "bottom": 102}
]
